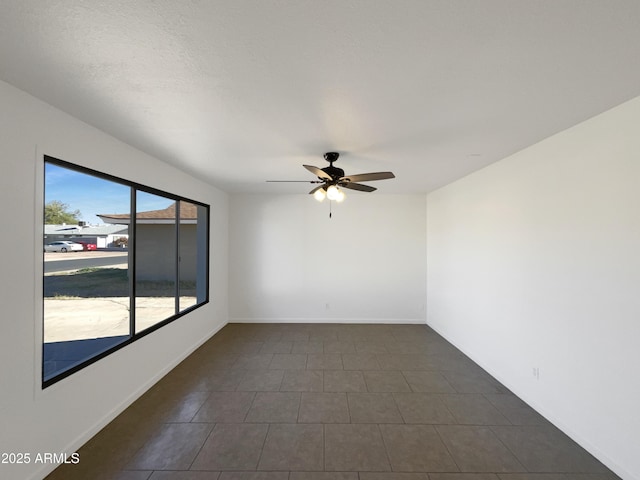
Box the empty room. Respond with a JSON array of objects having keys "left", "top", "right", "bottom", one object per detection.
[{"left": 1, "top": 2, "right": 639, "bottom": 480}]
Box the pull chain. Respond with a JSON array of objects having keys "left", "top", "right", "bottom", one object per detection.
[{"left": 329, "top": 200, "right": 332, "bottom": 218}]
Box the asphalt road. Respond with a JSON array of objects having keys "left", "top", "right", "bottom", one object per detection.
[{"left": 44, "top": 251, "right": 128, "bottom": 273}]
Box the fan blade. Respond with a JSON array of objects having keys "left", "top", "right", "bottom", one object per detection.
[
  {"left": 341, "top": 172, "right": 395, "bottom": 183},
  {"left": 341, "top": 182, "right": 377, "bottom": 192},
  {"left": 309, "top": 185, "right": 325, "bottom": 195},
  {"left": 266, "top": 180, "right": 323, "bottom": 183},
  {"left": 304, "top": 164, "right": 333, "bottom": 180}
]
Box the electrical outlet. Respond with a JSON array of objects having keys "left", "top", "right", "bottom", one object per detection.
[
  {"left": 325, "top": 303, "right": 330, "bottom": 310},
  {"left": 532, "top": 367, "right": 540, "bottom": 380}
]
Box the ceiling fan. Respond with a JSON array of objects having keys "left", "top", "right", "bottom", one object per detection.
[{"left": 267, "top": 152, "right": 395, "bottom": 203}]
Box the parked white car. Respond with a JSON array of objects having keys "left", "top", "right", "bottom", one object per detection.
[{"left": 44, "top": 241, "right": 84, "bottom": 253}]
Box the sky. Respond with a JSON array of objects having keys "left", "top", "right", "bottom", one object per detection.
[{"left": 45, "top": 162, "right": 174, "bottom": 225}]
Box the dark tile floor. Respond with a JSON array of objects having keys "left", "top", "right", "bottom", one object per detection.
[{"left": 46, "top": 323, "right": 619, "bottom": 480}]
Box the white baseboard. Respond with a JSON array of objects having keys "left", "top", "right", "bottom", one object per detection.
[{"left": 229, "top": 317, "right": 426, "bottom": 324}]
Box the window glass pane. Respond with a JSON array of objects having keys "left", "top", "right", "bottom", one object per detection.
[
  {"left": 135, "top": 191, "right": 177, "bottom": 332},
  {"left": 43, "top": 162, "right": 131, "bottom": 382},
  {"left": 43, "top": 156, "right": 209, "bottom": 387},
  {"left": 178, "top": 202, "right": 208, "bottom": 311}
]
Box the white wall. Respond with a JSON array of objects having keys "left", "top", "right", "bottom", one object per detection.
[
  {"left": 0, "top": 80, "right": 229, "bottom": 480},
  {"left": 427, "top": 96, "right": 640, "bottom": 480},
  {"left": 230, "top": 194, "right": 426, "bottom": 323}
]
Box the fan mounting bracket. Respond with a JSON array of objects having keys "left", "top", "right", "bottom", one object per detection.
[{"left": 324, "top": 152, "right": 340, "bottom": 164}]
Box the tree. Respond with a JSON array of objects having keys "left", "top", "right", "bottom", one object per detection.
[{"left": 44, "top": 200, "right": 81, "bottom": 224}]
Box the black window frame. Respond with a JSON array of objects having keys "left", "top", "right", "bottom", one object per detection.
[{"left": 42, "top": 155, "right": 210, "bottom": 388}]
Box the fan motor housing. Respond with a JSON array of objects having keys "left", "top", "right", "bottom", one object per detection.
[{"left": 321, "top": 165, "right": 344, "bottom": 179}]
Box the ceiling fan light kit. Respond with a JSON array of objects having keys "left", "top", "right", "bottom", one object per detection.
[
  {"left": 325, "top": 184, "right": 344, "bottom": 202},
  {"left": 313, "top": 188, "right": 326, "bottom": 202},
  {"left": 268, "top": 152, "right": 394, "bottom": 216}
]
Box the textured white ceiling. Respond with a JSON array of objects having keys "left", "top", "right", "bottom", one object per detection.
[{"left": 2, "top": 1, "right": 640, "bottom": 194}]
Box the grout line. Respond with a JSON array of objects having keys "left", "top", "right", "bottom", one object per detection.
[
  {"left": 186, "top": 421, "right": 216, "bottom": 471},
  {"left": 376, "top": 423, "right": 394, "bottom": 472},
  {"left": 322, "top": 423, "right": 326, "bottom": 471},
  {"left": 243, "top": 391, "right": 258, "bottom": 422},
  {"left": 254, "top": 422, "right": 271, "bottom": 470},
  {"left": 488, "top": 425, "right": 527, "bottom": 472},
  {"left": 295, "top": 391, "right": 302, "bottom": 423},
  {"left": 187, "top": 390, "right": 214, "bottom": 423},
  {"left": 433, "top": 423, "right": 462, "bottom": 473}
]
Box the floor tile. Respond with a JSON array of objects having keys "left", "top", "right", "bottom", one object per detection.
[
  {"left": 245, "top": 392, "right": 301, "bottom": 423},
  {"left": 497, "top": 475, "right": 567, "bottom": 480},
  {"left": 491, "top": 426, "right": 610, "bottom": 473},
  {"left": 379, "top": 424, "right": 458, "bottom": 472},
  {"left": 309, "top": 332, "right": 339, "bottom": 342},
  {"left": 432, "top": 354, "right": 483, "bottom": 373},
  {"left": 111, "top": 472, "right": 154, "bottom": 480},
  {"left": 402, "top": 371, "right": 456, "bottom": 393},
  {"left": 191, "top": 391, "right": 255, "bottom": 423},
  {"left": 234, "top": 354, "right": 274, "bottom": 370},
  {"left": 324, "top": 424, "right": 391, "bottom": 471},
  {"left": 280, "top": 332, "right": 310, "bottom": 342},
  {"left": 127, "top": 423, "right": 213, "bottom": 470},
  {"left": 359, "top": 474, "right": 429, "bottom": 480},
  {"left": 376, "top": 354, "right": 430, "bottom": 371},
  {"left": 347, "top": 393, "right": 403, "bottom": 423},
  {"left": 299, "top": 392, "right": 350, "bottom": 423},
  {"left": 483, "top": 394, "right": 549, "bottom": 425},
  {"left": 150, "top": 472, "right": 221, "bottom": 480},
  {"left": 258, "top": 423, "right": 324, "bottom": 471},
  {"left": 199, "top": 370, "right": 244, "bottom": 391},
  {"left": 441, "top": 394, "right": 511, "bottom": 425},
  {"left": 191, "top": 423, "right": 268, "bottom": 470},
  {"left": 45, "top": 323, "right": 618, "bottom": 480},
  {"left": 384, "top": 342, "right": 429, "bottom": 354},
  {"left": 342, "top": 353, "right": 381, "bottom": 370},
  {"left": 218, "top": 473, "right": 287, "bottom": 480},
  {"left": 217, "top": 341, "right": 264, "bottom": 355},
  {"left": 292, "top": 341, "right": 324, "bottom": 354},
  {"left": 324, "top": 340, "right": 357, "bottom": 354},
  {"left": 355, "top": 342, "right": 389, "bottom": 354},
  {"left": 134, "top": 389, "right": 212, "bottom": 423},
  {"left": 563, "top": 475, "right": 619, "bottom": 480},
  {"left": 307, "top": 354, "right": 344, "bottom": 370},
  {"left": 269, "top": 353, "right": 308, "bottom": 369},
  {"left": 323, "top": 370, "right": 367, "bottom": 392},
  {"left": 442, "top": 371, "right": 507, "bottom": 394},
  {"left": 291, "top": 474, "right": 358, "bottom": 480},
  {"left": 260, "top": 341, "right": 293, "bottom": 354},
  {"left": 237, "top": 369, "right": 284, "bottom": 391},
  {"left": 430, "top": 475, "right": 499, "bottom": 480},
  {"left": 436, "top": 425, "right": 526, "bottom": 472},
  {"left": 281, "top": 370, "right": 324, "bottom": 392},
  {"left": 393, "top": 393, "right": 456, "bottom": 424},
  {"left": 364, "top": 371, "right": 411, "bottom": 392}
]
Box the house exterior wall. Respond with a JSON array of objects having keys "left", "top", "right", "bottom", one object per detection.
[{"left": 136, "top": 224, "right": 198, "bottom": 281}]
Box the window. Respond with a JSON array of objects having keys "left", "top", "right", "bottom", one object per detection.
[{"left": 43, "top": 156, "right": 209, "bottom": 387}]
